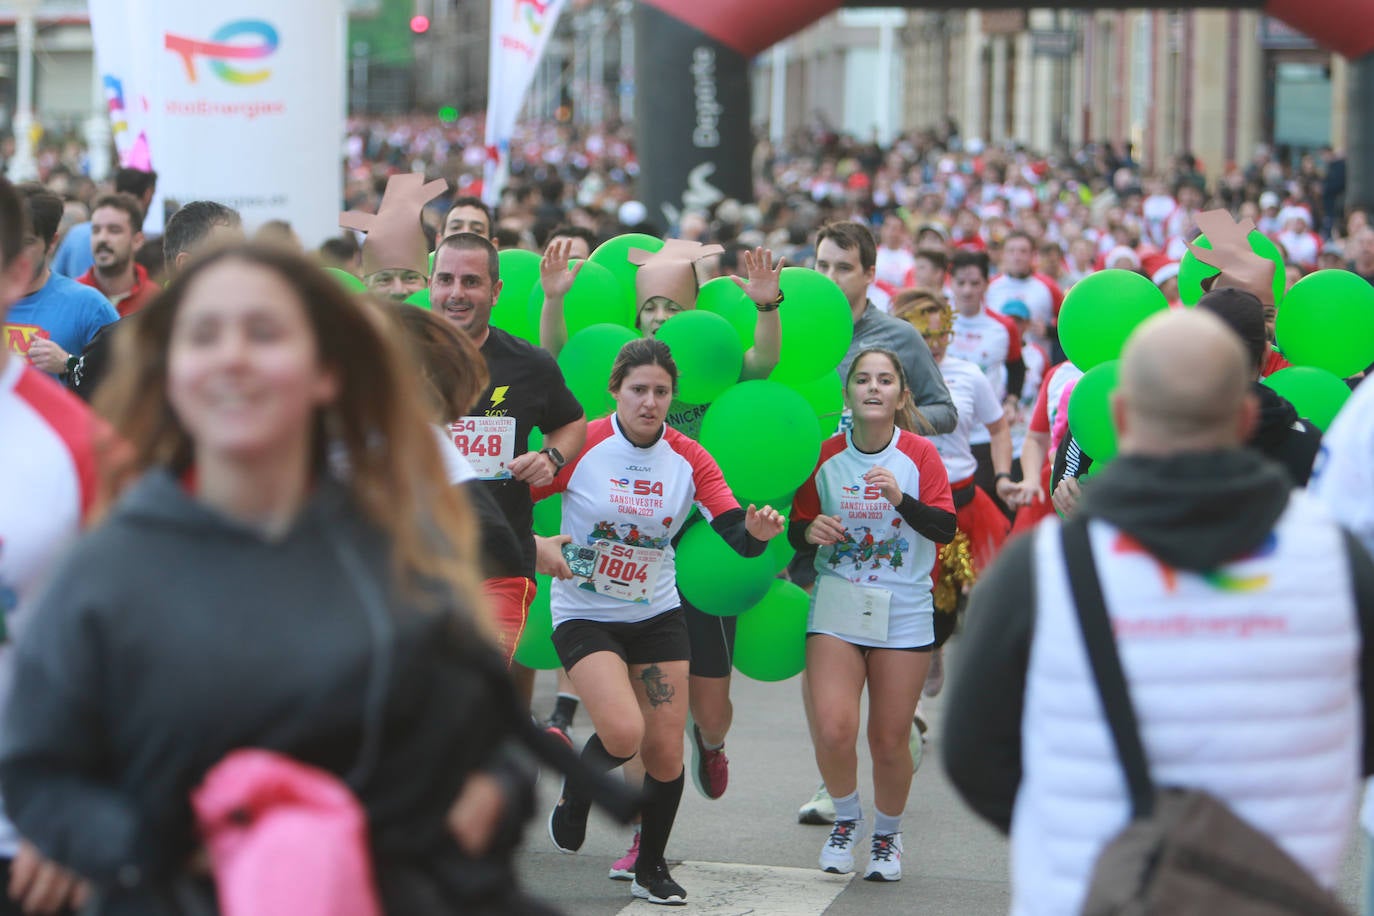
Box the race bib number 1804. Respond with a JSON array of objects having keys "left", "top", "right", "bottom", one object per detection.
[
  {"left": 589, "top": 540, "right": 664, "bottom": 604},
  {"left": 450, "top": 416, "right": 517, "bottom": 480}
]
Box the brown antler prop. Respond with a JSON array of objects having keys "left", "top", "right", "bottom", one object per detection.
[{"left": 1185, "top": 209, "right": 1277, "bottom": 306}]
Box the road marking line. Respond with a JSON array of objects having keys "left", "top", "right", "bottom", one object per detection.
[{"left": 616, "top": 860, "right": 853, "bottom": 914}]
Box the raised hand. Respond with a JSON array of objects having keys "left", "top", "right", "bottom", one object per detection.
[
  {"left": 540, "top": 238, "right": 583, "bottom": 301},
  {"left": 730, "top": 247, "right": 785, "bottom": 307}
]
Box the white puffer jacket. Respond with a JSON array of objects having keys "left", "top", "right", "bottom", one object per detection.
[{"left": 1011, "top": 495, "right": 1361, "bottom": 916}]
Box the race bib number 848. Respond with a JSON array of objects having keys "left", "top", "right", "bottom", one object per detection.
[{"left": 451, "top": 416, "right": 517, "bottom": 480}]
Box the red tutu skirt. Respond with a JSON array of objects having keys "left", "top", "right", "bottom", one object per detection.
[{"left": 933, "top": 477, "right": 1011, "bottom": 613}]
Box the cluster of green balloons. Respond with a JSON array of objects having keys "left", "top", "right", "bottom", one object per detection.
[{"left": 511, "top": 234, "right": 857, "bottom": 679}]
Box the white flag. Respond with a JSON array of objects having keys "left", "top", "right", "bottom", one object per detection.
[
  {"left": 88, "top": 0, "right": 346, "bottom": 245},
  {"left": 483, "top": 0, "right": 567, "bottom": 206}
]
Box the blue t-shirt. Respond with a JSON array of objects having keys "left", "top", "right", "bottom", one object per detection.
[
  {"left": 51, "top": 223, "right": 93, "bottom": 278},
  {"left": 5, "top": 274, "right": 119, "bottom": 374}
]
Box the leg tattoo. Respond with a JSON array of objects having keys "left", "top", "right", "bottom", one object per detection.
[{"left": 639, "top": 665, "right": 676, "bottom": 708}]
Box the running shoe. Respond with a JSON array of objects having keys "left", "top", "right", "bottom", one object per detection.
[
  {"left": 608, "top": 829, "right": 641, "bottom": 881},
  {"left": 547, "top": 793, "right": 589, "bottom": 854},
  {"left": 818, "top": 818, "right": 864, "bottom": 874},
  {"left": 688, "top": 717, "right": 729, "bottom": 799},
  {"left": 909, "top": 723, "right": 925, "bottom": 774},
  {"left": 544, "top": 718, "right": 574, "bottom": 750},
  {"left": 798, "top": 783, "right": 836, "bottom": 825},
  {"left": 865, "top": 832, "right": 903, "bottom": 882},
  {"left": 923, "top": 648, "right": 945, "bottom": 697},
  {"left": 632, "top": 860, "right": 687, "bottom": 906}
]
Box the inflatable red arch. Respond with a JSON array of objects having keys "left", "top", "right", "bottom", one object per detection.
[{"left": 632, "top": 0, "right": 1374, "bottom": 228}]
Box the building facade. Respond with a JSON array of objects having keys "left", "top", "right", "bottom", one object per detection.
[{"left": 754, "top": 8, "right": 1350, "bottom": 182}]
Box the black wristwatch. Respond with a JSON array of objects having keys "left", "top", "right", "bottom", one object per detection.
[
  {"left": 540, "top": 447, "right": 566, "bottom": 472},
  {"left": 994, "top": 472, "right": 1014, "bottom": 483}
]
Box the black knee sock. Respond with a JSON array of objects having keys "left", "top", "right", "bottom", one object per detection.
[
  {"left": 564, "top": 733, "right": 633, "bottom": 809},
  {"left": 552, "top": 692, "right": 579, "bottom": 725},
  {"left": 637, "top": 770, "right": 684, "bottom": 876}
]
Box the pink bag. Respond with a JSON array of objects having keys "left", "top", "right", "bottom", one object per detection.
[{"left": 191, "top": 748, "right": 383, "bottom": 916}]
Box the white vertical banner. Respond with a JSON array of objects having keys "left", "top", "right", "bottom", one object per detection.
[
  {"left": 484, "top": 0, "right": 567, "bottom": 206},
  {"left": 88, "top": 0, "right": 346, "bottom": 245},
  {"left": 88, "top": 0, "right": 155, "bottom": 172}
]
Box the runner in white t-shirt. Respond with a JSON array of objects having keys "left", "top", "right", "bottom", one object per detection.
[
  {"left": 537, "top": 339, "right": 784, "bottom": 906},
  {"left": 892, "top": 289, "right": 1018, "bottom": 700},
  {"left": 948, "top": 249, "right": 1026, "bottom": 513},
  {"left": 0, "top": 177, "right": 89, "bottom": 913},
  {"left": 985, "top": 231, "right": 1061, "bottom": 346},
  {"left": 790, "top": 347, "right": 955, "bottom": 883},
  {"left": 874, "top": 214, "right": 917, "bottom": 289}
]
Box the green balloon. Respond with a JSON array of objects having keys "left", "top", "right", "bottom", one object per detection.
[
  {"left": 695, "top": 276, "right": 756, "bottom": 351},
  {"left": 404, "top": 288, "right": 431, "bottom": 309},
  {"left": 1262, "top": 366, "right": 1352, "bottom": 431},
  {"left": 655, "top": 310, "right": 744, "bottom": 405},
  {"left": 733, "top": 580, "right": 810, "bottom": 682},
  {"left": 1276, "top": 270, "right": 1374, "bottom": 379},
  {"left": 1067, "top": 360, "right": 1120, "bottom": 463},
  {"left": 700, "top": 381, "right": 822, "bottom": 504},
  {"left": 1178, "top": 231, "right": 1286, "bottom": 307},
  {"left": 513, "top": 574, "right": 561, "bottom": 670},
  {"left": 324, "top": 267, "right": 366, "bottom": 292},
  {"left": 533, "top": 493, "right": 562, "bottom": 538},
  {"left": 769, "top": 267, "right": 854, "bottom": 384},
  {"left": 493, "top": 249, "right": 541, "bottom": 341},
  {"left": 1058, "top": 270, "right": 1168, "bottom": 371},
  {"left": 675, "top": 519, "right": 782, "bottom": 615},
  {"left": 528, "top": 260, "right": 635, "bottom": 342},
  {"left": 557, "top": 324, "right": 639, "bottom": 420},
  {"left": 783, "top": 373, "right": 845, "bottom": 437},
  {"left": 587, "top": 233, "right": 663, "bottom": 316}
]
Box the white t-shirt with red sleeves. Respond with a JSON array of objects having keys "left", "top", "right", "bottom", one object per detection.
[
  {"left": 949, "top": 307, "right": 1016, "bottom": 444},
  {"left": 930, "top": 357, "right": 1004, "bottom": 483},
  {"left": 987, "top": 273, "right": 1057, "bottom": 333},
  {"left": 793, "top": 427, "right": 953, "bottom": 649},
  {"left": 536, "top": 414, "right": 740, "bottom": 627},
  {"left": 875, "top": 245, "right": 917, "bottom": 289},
  {"left": 0, "top": 356, "right": 98, "bottom": 857}
]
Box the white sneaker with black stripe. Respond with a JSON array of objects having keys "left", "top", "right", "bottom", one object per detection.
[{"left": 865, "top": 832, "right": 903, "bottom": 882}]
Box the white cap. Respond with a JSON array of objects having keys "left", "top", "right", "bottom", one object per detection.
[
  {"left": 1259, "top": 191, "right": 1280, "bottom": 209},
  {"left": 618, "top": 200, "right": 648, "bottom": 227}
]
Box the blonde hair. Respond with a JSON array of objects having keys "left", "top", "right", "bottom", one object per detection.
[
  {"left": 845, "top": 347, "right": 932, "bottom": 435},
  {"left": 94, "top": 244, "right": 488, "bottom": 630}
]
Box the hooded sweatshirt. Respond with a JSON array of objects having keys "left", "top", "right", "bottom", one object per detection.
[
  {"left": 0, "top": 470, "right": 534, "bottom": 915},
  {"left": 943, "top": 448, "right": 1374, "bottom": 833}
]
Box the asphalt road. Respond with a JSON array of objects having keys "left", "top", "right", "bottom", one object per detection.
[{"left": 514, "top": 640, "right": 1367, "bottom": 915}]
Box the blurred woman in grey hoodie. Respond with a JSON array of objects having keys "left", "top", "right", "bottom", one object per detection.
[{"left": 0, "top": 244, "right": 554, "bottom": 915}]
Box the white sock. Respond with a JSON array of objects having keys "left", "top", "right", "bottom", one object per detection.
[
  {"left": 874, "top": 809, "right": 902, "bottom": 836},
  {"left": 832, "top": 789, "right": 862, "bottom": 823}
]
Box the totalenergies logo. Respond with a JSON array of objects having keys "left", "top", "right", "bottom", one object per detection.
[
  {"left": 165, "top": 20, "right": 279, "bottom": 85},
  {"left": 515, "top": 0, "right": 553, "bottom": 34}
]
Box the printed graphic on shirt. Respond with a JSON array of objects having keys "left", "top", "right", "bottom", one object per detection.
[
  {"left": 822, "top": 482, "right": 911, "bottom": 578},
  {"left": 587, "top": 515, "right": 671, "bottom": 550},
  {"left": 3, "top": 325, "right": 47, "bottom": 355}
]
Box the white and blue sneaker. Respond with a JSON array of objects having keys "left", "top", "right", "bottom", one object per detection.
[
  {"left": 865, "top": 832, "right": 903, "bottom": 882},
  {"left": 819, "top": 818, "right": 864, "bottom": 874}
]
